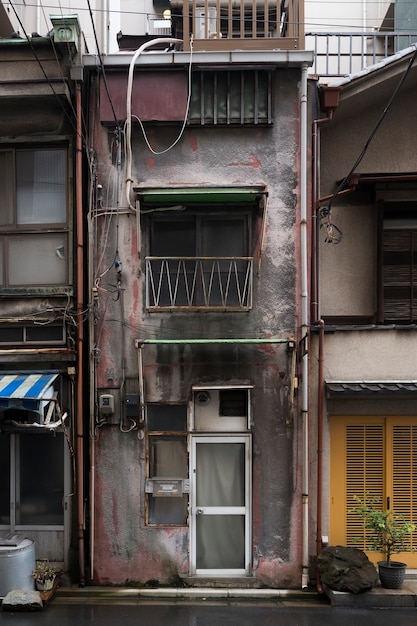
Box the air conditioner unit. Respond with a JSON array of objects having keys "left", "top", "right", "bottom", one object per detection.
[{"left": 195, "top": 6, "right": 218, "bottom": 39}]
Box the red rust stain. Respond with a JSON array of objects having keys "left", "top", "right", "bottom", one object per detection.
[
  {"left": 146, "top": 157, "right": 155, "bottom": 171},
  {"left": 188, "top": 132, "right": 198, "bottom": 152},
  {"left": 229, "top": 153, "right": 261, "bottom": 168},
  {"left": 112, "top": 491, "right": 119, "bottom": 535}
]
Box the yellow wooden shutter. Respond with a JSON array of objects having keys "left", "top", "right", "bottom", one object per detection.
[
  {"left": 389, "top": 419, "right": 417, "bottom": 554},
  {"left": 330, "top": 417, "right": 384, "bottom": 549},
  {"left": 330, "top": 415, "right": 417, "bottom": 566}
]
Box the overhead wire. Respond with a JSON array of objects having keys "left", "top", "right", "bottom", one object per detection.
[{"left": 326, "top": 44, "right": 417, "bottom": 213}]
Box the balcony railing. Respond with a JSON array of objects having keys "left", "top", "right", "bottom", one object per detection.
[
  {"left": 170, "top": 0, "right": 304, "bottom": 52},
  {"left": 307, "top": 31, "right": 417, "bottom": 77},
  {"left": 146, "top": 257, "right": 253, "bottom": 310}
]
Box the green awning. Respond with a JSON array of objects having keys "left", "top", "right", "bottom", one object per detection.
[{"left": 135, "top": 185, "right": 268, "bottom": 206}]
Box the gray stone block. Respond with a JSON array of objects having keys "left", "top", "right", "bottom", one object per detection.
[{"left": 2, "top": 589, "right": 43, "bottom": 611}]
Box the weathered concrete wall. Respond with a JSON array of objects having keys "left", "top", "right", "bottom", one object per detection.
[
  {"left": 309, "top": 61, "right": 417, "bottom": 572},
  {"left": 90, "top": 67, "right": 305, "bottom": 587},
  {"left": 319, "top": 69, "right": 417, "bottom": 319}
]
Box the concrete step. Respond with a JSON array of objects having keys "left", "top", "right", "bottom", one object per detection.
[
  {"left": 54, "top": 585, "right": 323, "bottom": 604},
  {"left": 324, "top": 580, "right": 417, "bottom": 608}
]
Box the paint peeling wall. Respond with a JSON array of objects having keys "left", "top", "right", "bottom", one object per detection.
[{"left": 89, "top": 66, "right": 308, "bottom": 588}]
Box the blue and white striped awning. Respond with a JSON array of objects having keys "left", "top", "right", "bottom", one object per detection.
[{"left": 0, "top": 373, "right": 58, "bottom": 410}]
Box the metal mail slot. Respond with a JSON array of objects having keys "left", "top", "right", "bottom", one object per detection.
[{"left": 145, "top": 478, "right": 190, "bottom": 497}]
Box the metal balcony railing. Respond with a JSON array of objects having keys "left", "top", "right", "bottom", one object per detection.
[
  {"left": 170, "top": 0, "right": 304, "bottom": 52},
  {"left": 146, "top": 257, "right": 253, "bottom": 310},
  {"left": 306, "top": 31, "right": 417, "bottom": 77}
]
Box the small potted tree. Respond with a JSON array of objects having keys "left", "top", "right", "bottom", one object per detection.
[
  {"left": 352, "top": 494, "right": 416, "bottom": 589},
  {"left": 32, "top": 558, "right": 56, "bottom": 592}
]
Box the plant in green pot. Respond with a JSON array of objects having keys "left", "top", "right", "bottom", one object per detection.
[{"left": 352, "top": 494, "right": 416, "bottom": 589}]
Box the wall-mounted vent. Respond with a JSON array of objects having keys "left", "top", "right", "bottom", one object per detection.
[
  {"left": 195, "top": 391, "right": 211, "bottom": 406},
  {"left": 192, "top": 386, "right": 252, "bottom": 432}
]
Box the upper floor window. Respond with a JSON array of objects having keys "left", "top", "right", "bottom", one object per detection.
[
  {"left": 189, "top": 70, "right": 273, "bottom": 126},
  {"left": 379, "top": 203, "right": 417, "bottom": 324},
  {"left": 139, "top": 185, "right": 266, "bottom": 311},
  {"left": 147, "top": 214, "right": 252, "bottom": 309},
  {"left": 0, "top": 147, "right": 69, "bottom": 290}
]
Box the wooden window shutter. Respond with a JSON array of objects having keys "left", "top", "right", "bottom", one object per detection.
[
  {"left": 345, "top": 423, "right": 384, "bottom": 549},
  {"left": 391, "top": 423, "right": 417, "bottom": 552},
  {"left": 383, "top": 229, "right": 417, "bottom": 323}
]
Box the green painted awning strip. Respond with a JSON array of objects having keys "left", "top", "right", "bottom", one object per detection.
[{"left": 135, "top": 185, "right": 267, "bottom": 205}]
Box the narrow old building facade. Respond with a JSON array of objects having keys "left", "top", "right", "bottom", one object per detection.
[{"left": 83, "top": 1, "right": 314, "bottom": 587}]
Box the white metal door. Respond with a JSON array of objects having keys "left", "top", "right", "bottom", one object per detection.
[{"left": 190, "top": 435, "right": 251, "bottom": 575}]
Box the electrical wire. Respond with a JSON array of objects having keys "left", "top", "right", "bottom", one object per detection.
[
  {"left": 124, "top": 36, "right": 187, "bottom": 211},
  {"left": 327, "top": 44, "right": 417, "bottom": 212},
  {"left": 86, "top": 0, "right": 120, "bottom": 127},
  {"left": 129, "top": 36, "right": 193, "bottom": 156}
]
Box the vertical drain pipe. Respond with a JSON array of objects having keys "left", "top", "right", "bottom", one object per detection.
[
  {"left": 75, "top": 81, "right": 85, "bottom": 586},
  {"left": 300, "top": 61, "right": 310, "bottom": 590},
  {"left": 311, "top": 87, "right": 340, "bottom": 592}
]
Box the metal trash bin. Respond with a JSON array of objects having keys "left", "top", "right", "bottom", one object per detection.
[{"left": 0, "top": 538, "right": 35, "bottom": 597}]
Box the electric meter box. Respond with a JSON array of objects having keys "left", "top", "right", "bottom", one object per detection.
[
  {"left": 125, "top": 393, "right": 140, "bottom": 417},
  {"left": 99, "top": 393, "right": 115, "bottom": 415}
]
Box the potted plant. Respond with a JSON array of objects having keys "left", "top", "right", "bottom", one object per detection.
[
  {"left": 32, "top": 558, "right": 56, "bottom": 592},
  {"left": 352, "top": 494, "right": 416, "bottom": 589}
]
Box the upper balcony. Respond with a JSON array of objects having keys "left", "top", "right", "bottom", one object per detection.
[
  {"left": 117, "top": 0, "right": 304, "bottom": 53},
  {"left": 307, "top": 31, "right": 417, "bottom": 78}
]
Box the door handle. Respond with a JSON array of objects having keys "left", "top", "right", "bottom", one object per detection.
[
  {"left": 387, "top": 496, "right": 390, "bottom": 510},
  {"left": 196, "top": 508, "right": 203, "bottom": 515}
]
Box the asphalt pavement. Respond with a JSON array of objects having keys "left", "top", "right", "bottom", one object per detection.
[{"left": 2, "top": 601, "right": 417, "bottom": 626}]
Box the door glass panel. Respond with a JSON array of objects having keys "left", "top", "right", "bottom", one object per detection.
[
  {"left": 196, "top": 514, "right": 245, "bottom": 569},
  {"left": 0, "top": 435, "right": 10, "bottom": 524},
  {"left": 16, "top": 433, "right": 64, "bottom": 525},
  {"left": 196, "top": 442, "right": 244, "bottom": 507}
]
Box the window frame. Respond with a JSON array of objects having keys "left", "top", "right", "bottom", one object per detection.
[
  {"left": 145, "top": 404, "right": 189, "bottom": 527},
  {"left": 145, "top": 208, "right": 254, "bottom": 310},
  {"left": 377, "top": 201, "right": 417, "bottom": 324},
  {"left": 0, "top": 142, "right": 72, "bottom": 295}
]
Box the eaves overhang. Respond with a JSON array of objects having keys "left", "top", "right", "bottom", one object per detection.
[
  {"left": 326, "top": 380, "right": 417, "bottom": 397},
  {"left": 83, "top": 49, "right": 314, "bottom": 70},
  {"left": 135, "top": 184, "right": 268, "bottom": 206},
  {"left": 326, "top": 44, "right": 417, "bottom": 104}
]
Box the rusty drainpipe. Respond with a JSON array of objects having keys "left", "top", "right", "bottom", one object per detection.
[
  {"left": 75, "top": 81, "right": 85, "bottom": 586},
  {"left": 311, "top": 86, "right": 340, "bottom": 594}
]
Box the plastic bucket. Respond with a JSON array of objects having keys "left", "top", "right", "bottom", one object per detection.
[{"left": 0, "top": 539, "right": 35, "bottom": 596}]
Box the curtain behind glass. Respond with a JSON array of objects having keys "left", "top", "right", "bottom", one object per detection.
[
  {"left": 16, "top": 150, "right": 66, "bottom": 224},
  {"left": 196, "top": 442, "right": 245, "bottom": 569}
]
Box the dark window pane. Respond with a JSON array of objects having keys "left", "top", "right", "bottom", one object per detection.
[
  {"left": 151, "top": 220, "right": 195, "bottom": 256},
  {"left": 147, "top": 405, "right": 187, "bottom": 431},
  {"left": 202, "top": 219, "right": 245, "bottom": 256},
  {"left": 219, "top": 390, "right": 248, "bottom": 417},
  {"left": 0, "top": 327, "right": 23, "bottom": 343},
  {"left": 0, "top": 435, "right": 10, "bottom": 524},
  {"left": 17, "top": 433, "right": 64, "bottom": 525},
  {"left": 26, "top": 325, "right": 64, "bottom": 343}
]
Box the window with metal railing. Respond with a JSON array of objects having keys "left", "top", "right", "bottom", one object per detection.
[{"left": 146, "top": 214, "right": 253, "bottom": 310}]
